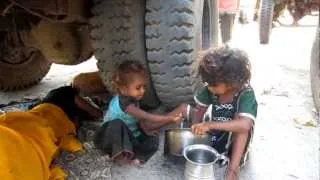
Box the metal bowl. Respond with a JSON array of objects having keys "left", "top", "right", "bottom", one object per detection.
[{"left": 164, "top": 128, "right": 211, "bottom": 156}]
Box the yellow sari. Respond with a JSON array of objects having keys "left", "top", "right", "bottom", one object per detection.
[{"left": 0, "top": 103, "right": 83, "bottom": 180}]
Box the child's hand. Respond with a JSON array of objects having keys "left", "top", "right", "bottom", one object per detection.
[
  {"left": 168, "top": 104, "right": 188, "bottom": 119},
  {"left": 168, "top": 113, "right": 183, "bottom": 124},
  {"left": 191, "top": 123, "right": 211, "bottom": 135}
]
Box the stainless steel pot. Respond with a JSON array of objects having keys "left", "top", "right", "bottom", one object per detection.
[
  {"left": 164, "top": 128, "right": 211, "bottom": 156},
  {"left": 164, "top": 104, "right": 213, "bottom": 156}
]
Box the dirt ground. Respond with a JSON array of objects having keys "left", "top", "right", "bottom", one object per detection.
[{"left": 0, "top": 14, "right": 319, "bottom": 180}]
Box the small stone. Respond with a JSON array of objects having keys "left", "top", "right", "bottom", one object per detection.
[
  {"left": 80, "top": 170, "right": 89, "bottom": 176},
  {"left": 287, "top": 174, "right": 299, "bottom": 179},
  {"left": 65, "top": 154, "right": 76, "bottom": 161},
  {"left": 261, "top": 89, "right": 271, "bottom": 95},
  {"left": 293, "top": 117, "right": 317, "bottom": 127}
]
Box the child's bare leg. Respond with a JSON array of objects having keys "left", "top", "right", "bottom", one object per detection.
[{"left": 226, "top": 131, "right": 249, "bottom": 180}]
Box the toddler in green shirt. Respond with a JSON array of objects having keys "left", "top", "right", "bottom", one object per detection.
[{"left": 190, "top": 46, "right": 258, "bottom": 180}]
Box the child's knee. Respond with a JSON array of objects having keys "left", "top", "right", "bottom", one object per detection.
[
  {"left": 94, "top": 120, "right": 125, "bottom": 146},
  {"left": 109, "top": 119, "right": 126, "bottom": 128}
]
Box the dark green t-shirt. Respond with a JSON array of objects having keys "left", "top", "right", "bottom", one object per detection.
[
  {"left": 194, "top": 85, "right": 257, "bottom": 121},
  {"left": 194, "top": 84, "right": 258, "bottom": 154}
]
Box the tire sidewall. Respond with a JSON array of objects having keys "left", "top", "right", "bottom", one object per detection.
[{"left": 0, "top": 51, "right": 51, "bottom": 90}]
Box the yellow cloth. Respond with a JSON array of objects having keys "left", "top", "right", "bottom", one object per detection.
[{"left": 0, "top": 103, "right": 83, "bottom": 180}]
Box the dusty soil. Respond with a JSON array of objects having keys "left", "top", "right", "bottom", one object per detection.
[{"left": 0, "top": 15, "right": 319, "bottom": 180}]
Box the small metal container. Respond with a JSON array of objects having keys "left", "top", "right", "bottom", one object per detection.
[
  {"left": 164, "top": 128, "right": 211, "bottom": 156},
  {"left": 183, "top": 144, "right": 228, "bottom": 180}
]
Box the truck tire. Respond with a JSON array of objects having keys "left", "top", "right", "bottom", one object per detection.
[
  {"left": 259, "top": 0, "right": 274, "bottom": 44},
  {"left": 90, "top": 0, "right": 159, "bottom": 108},
  {"left": 146, "top": 0, "right": 218, "bottom": 107},
  {"left": 310, "top": 26, "right": 320, "bottom": 112},
  {"left": 220, "top": 14, "right": 235, "bottom": 43},
  {"left": 0, "top": 49, "right": 51, "bottom": 91}
]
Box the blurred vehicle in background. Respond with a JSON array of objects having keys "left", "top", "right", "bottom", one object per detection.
[
  {"left": 219, "top": 0, "right": 240, "bottom": 43},
  {"left": 310, "top": 16, "right": 320, "bottom": 113},
  {"left": 256, "top": 0, "right": 319, "bottom": 44}
]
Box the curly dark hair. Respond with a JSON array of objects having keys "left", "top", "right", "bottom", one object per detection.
[
  {"left": 112, "top": 60, "right": 147, "bottom": 93},
  {"left": 197, "top": 45, "right": 251, "bottom": 89}
]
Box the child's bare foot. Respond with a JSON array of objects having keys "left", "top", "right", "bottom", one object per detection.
[
  {"left": 113, "top": 152, "right": 142, "bottom": 166},
  {"left": 113, "top": 154, "right": 128, "bottom": 166},
  {"left": 115, "top": 157, "right": 128, "bottom": 166},
  {"left": 128, "top": 158, "right": 141, "bottom": 166},
  {"left": 113, "top": 152, "right": 134, "bottom": 166},
  {"left": 225, "top": 167, "right": 239, "bottom": 180},
  {"left": 116, "top": 158, "right": 141, "bottom": 166}
]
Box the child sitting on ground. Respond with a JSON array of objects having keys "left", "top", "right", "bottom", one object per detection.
[
  {"left": 94, "top": 60, "right": 184, "bottom": 166},
  {"left": 190, "top": 46, "right": 258, "bottom": 180}
]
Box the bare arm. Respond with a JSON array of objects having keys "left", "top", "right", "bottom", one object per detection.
[
  {"left": 192, "top": 116, "right": 253, "bottom": 135},
  {"left": 126, "top": 104, "right": 170, "bottom": 123},
  {"left": 126, "top": 104, "right": 183, "bottom": 131},
  {"left": 167, "top": 104, "right": 187, "bottom": 116},
  {"left": 140, "top": 119, "right": 175, "bottom": 132},
  {"left": 208, "top": 116, "right": 252, "bottom": 133}
]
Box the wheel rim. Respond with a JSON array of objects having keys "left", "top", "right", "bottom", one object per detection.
[
  {"left": 1, "top": 47, "right": 38, "bottom": 65},
  {"left": 0, "top": 31, "right": 38, "bottom": 65}
]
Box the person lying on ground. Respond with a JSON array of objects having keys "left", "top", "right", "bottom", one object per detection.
[
  {"left": 0, "top": 86, "right": 102, "bottom": 180},
  {"left": 189, "top": 46, "right": 258, "bottom": 180},
  {"left": 94, "top": 60, "right": 185, "bottom": 166}
]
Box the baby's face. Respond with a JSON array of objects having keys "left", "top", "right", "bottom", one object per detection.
[{"left": 121, "top": 74, "right": 146, "bottom": 100}]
